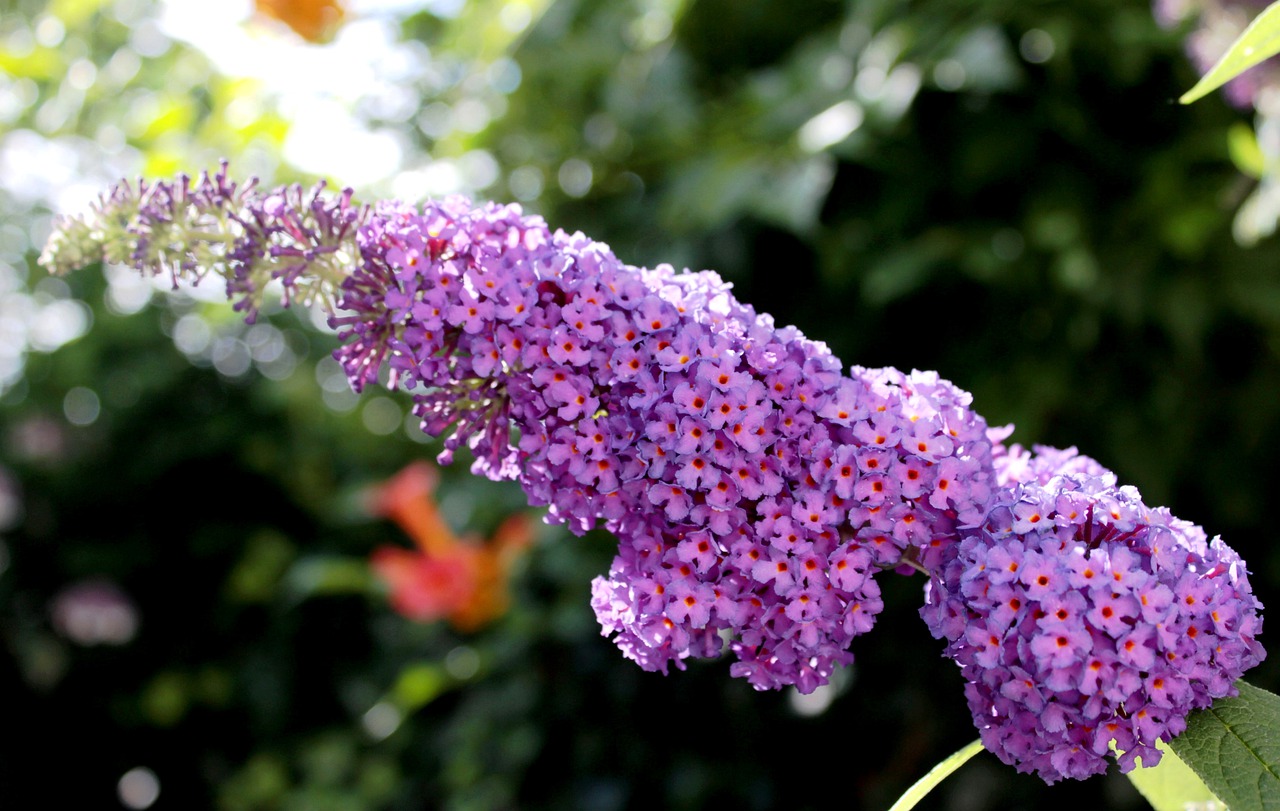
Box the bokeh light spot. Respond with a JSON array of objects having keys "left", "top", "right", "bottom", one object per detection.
[
  {"left": 117, "top": 767, "right": 160, "bottom": 809},
  {"left": 362, "top": 396, "right": 402, "bottom": 435},
  {"left": 445, "top": 645, "right": 480, "bottom": 680},
  {"left": 63, "top": 386, "right": 101, "bottom": 426},
  {"left": 1020, "top": 29, "right": 1055, "bottom": 64},
  {"left": 362, "top": 701, "right": 402, "bottom": 741},
  {"left": 558, "top": 158, "right": 593, "bottom": 198}
]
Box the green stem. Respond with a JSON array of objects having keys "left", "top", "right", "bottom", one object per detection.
[
  {"left": 886, "top": 738, "right": 985, "bottom": 811},
  {"left": 873, "top": 545, "right": 933, "bottom": 578}
]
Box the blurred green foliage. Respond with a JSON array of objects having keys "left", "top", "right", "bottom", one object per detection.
[{"left": 3, "top": 0, "right": 1280, "bottom": 809}]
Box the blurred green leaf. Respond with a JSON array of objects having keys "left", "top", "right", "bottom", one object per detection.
[
  {"left": 226, "top": 531, "right": 298, "bottom": 603},
  {"left": 284, "top": 555, "right": 376, "bottom": 600},
  {"left": 1180, "top": 0, "right": 1280, "bottom": 104},
  {"left": 219, "top": 753, "right": 291, "bottom": 811},
  {"left": 140, "top": 670, "right": 190, "bottom": 727},
  {"left": 299, "top": 734, "right": 356, "bottom": 787},
  {"left": 662, "top": 152, "right": 835, "bottom": 233},
  {"left": 0, "top": 47, "right": 63, "bottom": 80},
  {"left": 356, "top": 757, "right": 399, "bottom": 802},
  {"left": 195, "top": 666, "right": 235, "bottom": 707},
  {"left": 1168, "top": 681, "right": 1280, "bottom": 811},
  {"left": 1229, "top": 122, "right": 1267, "bottom": 180},
  {"left": 50, "top": 0, "right": 110, "bottom": 26},
  {"left": 136, "top": 95, "right": 197, "bottom": 143},
  {"left": 392, "top": 662, "right": 450, "bottom": 711}
]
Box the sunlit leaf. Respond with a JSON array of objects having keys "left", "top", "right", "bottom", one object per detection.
[
  {"left": 137, "top": 96, "right": 196, "bottom": 143},
  {"left": 50, "top": 0, "right": 110, "bottom": 27},
  {"left": 0, "top": 48, "right": 63, "bottom": 80},
  {"left": 392, "top": 662, "right": 450, "bottom": 710},
  {"left": 887, "top": 739, "right": 985, "bottom": 811},
  {"left": 431, "top": 0, "right": 556, "bottom": 61},
  {"left": 1125, "top": 740, "right": 1224, "bottom": 811},
  {"left": 1228, "top": 122, "right": 1267, "bottom": 179},
  {"left": 1167, "top": 681, "right": 1280, "bottom": 810},
  {"left": 1181, "top": 0, "right": 1280, "bottom": 104}
]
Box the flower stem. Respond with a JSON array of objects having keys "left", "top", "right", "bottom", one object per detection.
[
  {"left": 887, "top": 738, "right": 984, "bottom": 811},
  {"left": 875, "top": 546, "right": 933, "bottom": 577}
]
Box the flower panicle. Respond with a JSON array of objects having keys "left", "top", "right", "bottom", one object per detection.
[
  {"left": 38, "top": 161, "right": 368, "bottom": 320},
  {"left": 43, "top": 167, "right": 1267, "bottom": 782}
]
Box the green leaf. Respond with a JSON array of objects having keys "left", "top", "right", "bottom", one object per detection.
[
  {"left": 50, "top": 0, "right": 111, "bottom": 27},
  {"left": 392, "top": 662, "right": 450, "bottom": 711},
  {"left": 1126, "top": 739, "right": 1225, "bottom": 811},
  {"left": 0, "top": 47, "right": 64, "bottom": 81},
  {"left": 1228, "top": 122, "right": 1268, "bottom": 180},
  {"left": 283, "top": 555, "right": 376, "bottom": 600},
  {"left": 225, "top": 532, "right": 297, "bottom": 603},
  {"left": 887, "top": 739, "right": 985, "bottom": 811},
  {"left": 1167, "top": 680, "right": 1280, "bottom": 810},
  {"left": 1181, "top": 0, "right": 1280, "bottom": 104}
]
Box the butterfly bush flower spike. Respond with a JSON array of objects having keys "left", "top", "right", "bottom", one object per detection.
[{"left": 40, "top": 166, "right": 1267, "bottom": 775}]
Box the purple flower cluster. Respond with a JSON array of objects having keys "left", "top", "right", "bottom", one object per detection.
[
  {"left": 40, "top": 167, "right": 1267, "bottom": 782},
  {"left": 922, "top": 448, "right": 1265, "bottom": 782},
  {"left": 333, "top": 196, "right": 1000, "bottom": 692}
]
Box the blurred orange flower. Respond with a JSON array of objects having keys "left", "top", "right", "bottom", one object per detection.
[
  {"left": 253, "top": 0, "right": 346, "bottom": 43},
  {"left": 368, "top": 461, "right": 533, "bottom": 632}
]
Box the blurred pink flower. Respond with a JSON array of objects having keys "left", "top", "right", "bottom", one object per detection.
[
  {"left": 51, "top": 578, "right": 139, "bottom": 646},
  {"left": 369, "top": 461, "right": 533, "bottom": 632}
]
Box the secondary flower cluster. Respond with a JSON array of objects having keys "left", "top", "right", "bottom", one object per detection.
[
  {"left": 39, "top": 168, "right": 1266, "bottom": 783},
  {"left": 923, "top": 445, "right": 1266, "bottom": 781}
]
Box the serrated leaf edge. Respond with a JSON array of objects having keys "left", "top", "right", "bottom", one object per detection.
[{"left": 1170, "top": 682, "right": 1280, "bottom": 811}]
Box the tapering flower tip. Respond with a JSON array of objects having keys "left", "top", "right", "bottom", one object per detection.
[
  {"left": 40, "top": 163, "right": 367, "bottom": 320},
  {"left": 39, "top": 178, "right": 144, "bottom": 276},
  {"left": 921, "top": 462, "right": 1265, "bottom": 783},
  {"left": 336, "top": 195, "right": 1000, "bottom": 691}
]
